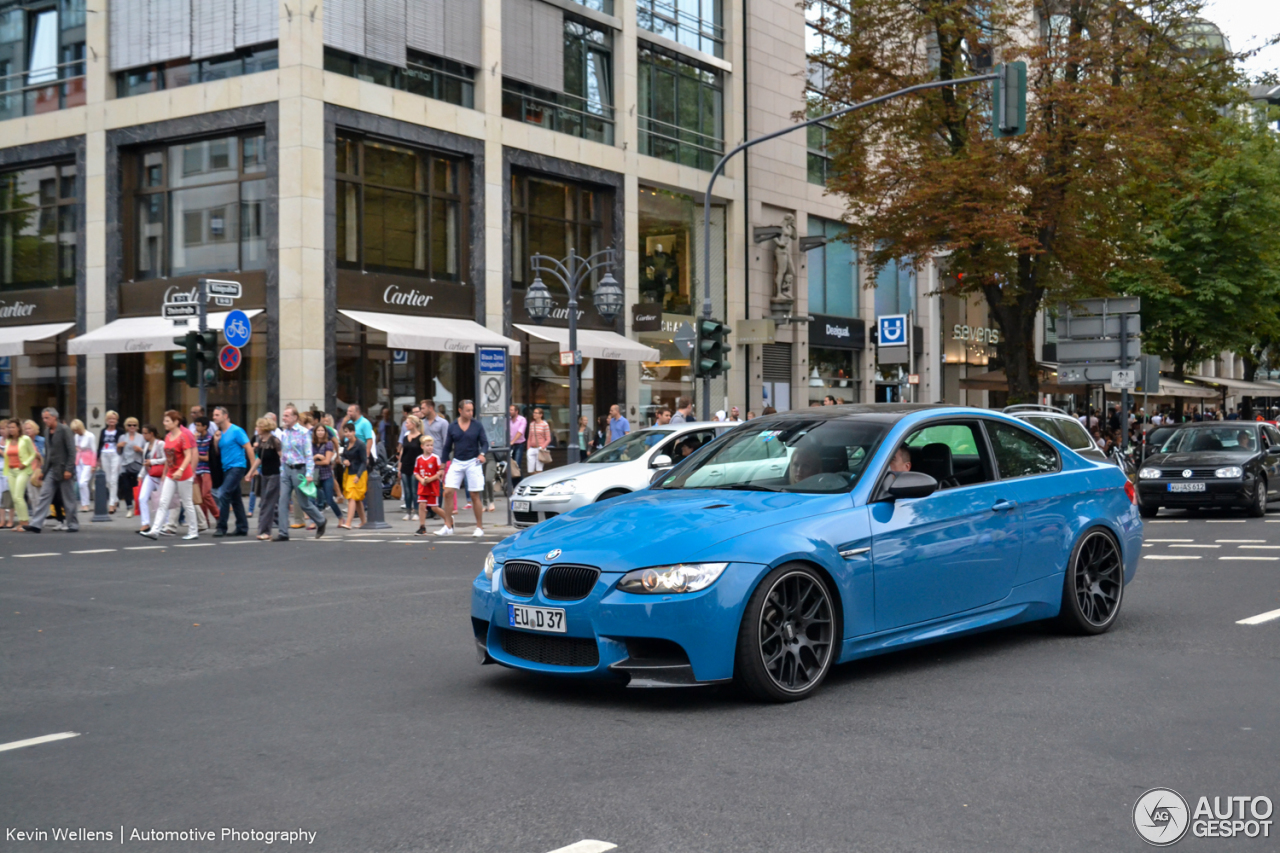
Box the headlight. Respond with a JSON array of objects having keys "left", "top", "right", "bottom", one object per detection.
[
  {"left": 618, "top": 562, "right": 728, "bottom": 594},
  {"left": 1138, "top": 467, "right": 1161, "bottom": 479},
  {"left": 1215, "top": 466, "right": 1243, "bottom": 478},
  {"left": 484, "top": 551, "right": 496, "bottom": 580},
  {"left": 543, "top": 479, "right": 578, "bottom": 496}
]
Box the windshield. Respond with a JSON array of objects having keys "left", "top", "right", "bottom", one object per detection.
[
  {"left": 1161, "top": 426, "right": 1258, "bottom": 454},
  {"left": 653, "top": 419, "right": 889, "bottom": 493},
  {"left": 586, "top": 429, "right": 667, "bottom": 463}
]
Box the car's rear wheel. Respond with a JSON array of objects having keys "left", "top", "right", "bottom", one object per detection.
[
  {"left": 1247, "top": 477, "right": 1267, "bottom": 518},
  {"left": 1138, "top": 503, "right": 1159, "bottom": 519},
  {"left": 596, "top": 489, "right": 628, "bottom": 502},
  {"left": 1056, "top": 528, "right": 1124, "bottom": 635},
  {"left": 734, "top": 563, "right": 836, "bottom": 702}
]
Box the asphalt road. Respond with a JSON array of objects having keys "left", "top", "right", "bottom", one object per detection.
[{"left": 1, "top": 509, "right": 1278, "bottom": 853}]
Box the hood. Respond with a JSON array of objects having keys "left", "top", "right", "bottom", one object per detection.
[
  {"left": 498, "top": 488, "right": 851, "bottom": 569},
  {"left": 517, "top": 462, "right": 602, "bottom": 487},
  {"left": 1147, "top": 450, "right": 1256, "bottom": 467}
]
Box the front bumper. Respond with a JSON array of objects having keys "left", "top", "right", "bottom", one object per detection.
[
  {"left": 1137, "top": 478, "right": 1253, "bottom": 508},
  {"left": 470, "top": 562, "right": 768, "bottom": 685}
]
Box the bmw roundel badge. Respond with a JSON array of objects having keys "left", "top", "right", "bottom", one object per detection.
[{"left": 546, "top": 549, "right": 562, "bottom": 561}]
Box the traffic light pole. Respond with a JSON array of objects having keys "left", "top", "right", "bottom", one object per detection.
[
  {"left": 699, "top": 71, "right": 1001, "bottom": 413},
  {"left": 197, "top": 277, "right": 208, "bottom": 413}
]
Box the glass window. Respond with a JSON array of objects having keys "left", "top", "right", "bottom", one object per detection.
[
  {"left": 502, "top": 18, "right": 614, "bottom": 144},
  {"left": 987, "top": 421, "right": 1060, "bottom": 478},
  {"left": 335, "top": 136, "right": 464, "bottom": 280},
  {"left": 510, "top": 172, "right": 607, "bottom": 292},
  {"left": 325, "top": 48, "right": 474, "bottom": 108},
  {"left": 637, "top": 45, "right": 723, "bottom": 171},
  {"left": 903, "top": 421, "right": 992, "bottom": 487},
  {"left": 875, "top": 256, "right": 914, "bottom": 317},
  {"left": 114, "top": 43, "right": 278, "bottom": 99},
  {"left": 807, "top": 348, "right": 858, "bottom": 406},
  {"left": 128, "top": 133, "right": 266, "bottom": 280},
  {"left": 587, "top": 429, "right": 666, "bottom": 463},
  {"left": 806, "top": 216, "right": 856, "bottom": 317},
  {"left": 0, "top": 162, "right": 76, "bottom": 291},
  {"left": 655, "top": 418, "right": 888, "bottom": 493},
  {"left": 638, "top": 0, "right": 723, "bottom": 58},
  {"left": 1162, "top": 425, "right": 1259, "bottom": 454}
]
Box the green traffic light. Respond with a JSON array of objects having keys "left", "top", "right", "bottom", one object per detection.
[{"left": 992, "top": 61, "right": 1027, "bottom": 138}]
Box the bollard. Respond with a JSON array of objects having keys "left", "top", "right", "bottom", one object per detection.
[
  {"left": 362, "top": 464, "right": 392, "bottom": 529},
  {"left": 91, "top": 468, "right": 112, "bottom": 522}
]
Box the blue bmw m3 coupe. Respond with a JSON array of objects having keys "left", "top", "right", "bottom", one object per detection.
[{"left": 471, "top": 405, "right": 1142, "bottom": 702}]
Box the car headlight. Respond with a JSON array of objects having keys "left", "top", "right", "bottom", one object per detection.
[
  {"left": 484, "top": 551, "right": 496, "bottom": 580},
  {"left": 1138, "top": 467, "right": 1161, "bottom": 479},
  {"left": 618, "top": 562, "right": 728, "bottom": 594},
  {"left": 1215, "top": 466, "right": 1243, "bottom": 478},
  {"left": 543, "top": 479, "right": 578, "bottom": 496}
]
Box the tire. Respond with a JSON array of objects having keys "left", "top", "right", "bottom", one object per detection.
[
  {"left": 596, "top": 489, "right": 628, "bottom": 502},
  {"left": 1056, "top": 528, "right": 1125, "bottom": 635},
  {"left": 734, "top": 563, "right": 838, "bottom": 702},
  {"left": 1247, "top": 477, "right": 1267, "bottom": 518},
  {"left": 1138, "top": 503, "right": 1159, "bottom": 519}
]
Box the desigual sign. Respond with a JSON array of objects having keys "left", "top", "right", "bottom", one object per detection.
[
  {"left": 952, "top": 324, "right": 1000, "bottom": 344},
  {"left": 809, "top": 314, "right": 866, "bottom": 349}
]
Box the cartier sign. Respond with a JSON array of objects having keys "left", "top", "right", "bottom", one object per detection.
[
  {"left": 631, "top": 302, "right": 662, "bottom": 332},
  {"left": 337, "top": 271, "right": 472, "bottom": 318},
  {"left": 0, "top": 286, "right": 75, "bottom": 327},
  {"left": 120, "top": 273, "right": 266, "bottom": 317}
]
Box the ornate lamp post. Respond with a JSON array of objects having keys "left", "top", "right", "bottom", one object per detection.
[{"left": 524, "top": 247, "right": 622, "bottom": 464}]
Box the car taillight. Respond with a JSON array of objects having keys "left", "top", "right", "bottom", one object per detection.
[{"left": 1124, "top": 480, "right": 1136, "bottom": 505}]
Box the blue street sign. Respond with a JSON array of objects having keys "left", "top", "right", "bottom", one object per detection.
[
  {"left": 222, "top": 309, "right": 252, "bottom": 348},
  {"left": 392, "top": 350, "right": 408, "bottom": 365},
  {"left": 0, "top": 356, "right": 9, "bottom": 369},
  {"left": 878, "top": 314, "right": 908, "bottom": 347},
  {"left": 478, "top": 347, "right": 506, "bottom": 374}
]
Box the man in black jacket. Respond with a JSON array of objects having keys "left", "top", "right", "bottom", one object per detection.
[{"left": 23, "top": 408, "right": 79, "bottom": 533}]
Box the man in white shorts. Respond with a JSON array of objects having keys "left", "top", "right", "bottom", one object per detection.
[{"left": 436, "top": 399, "right": 490, "bottom": 537}]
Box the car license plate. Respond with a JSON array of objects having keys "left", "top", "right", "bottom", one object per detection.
[
  {"left": 513, "top": 500, "right": 530, "bottom": 513},
  {"left": 508, "top": 604, "right": 565, "bottom": 633},
  {"left": 1168, "top": 482, "right": 1206, "bottom": 492}
]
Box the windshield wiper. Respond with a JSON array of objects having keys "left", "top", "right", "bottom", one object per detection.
[{"left": 710, "top": 483, "right": 778, "bottom": 492}]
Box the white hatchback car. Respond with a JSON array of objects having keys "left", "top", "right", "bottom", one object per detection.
[{"left": 511, "top": 422, "right": 738, "bottom": 528}]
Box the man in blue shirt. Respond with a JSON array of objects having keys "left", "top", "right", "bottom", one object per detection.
[
  {"left": 212, "top": 407, "right": 254, "bottom": 537},
  {"left": 608, "top": 404, "right": 630, "bottom": 443},
  {"left": 437, "top": 399, "right": 489, "bottom": 538}
]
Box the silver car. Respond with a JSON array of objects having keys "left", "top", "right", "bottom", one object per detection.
[
  {"left": 511, "top": 422, "right": 738, "bottom": 528},
  {"left": 1004, "top": 404, "right": 1110, "bottom": 464}
]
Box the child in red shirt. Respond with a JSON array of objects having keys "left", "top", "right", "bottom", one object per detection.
[{"left": 414, "top": 435, "right": 443, "bottom": 535}]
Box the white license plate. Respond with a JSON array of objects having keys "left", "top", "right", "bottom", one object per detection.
[
  {"left": 513, "top": 500, "right": 530, "bottom": 513},
  {"left": 508, "top": 604, "right": 565, "bottom": 633},
  {"left": 1168, "top": 482, "right": 1207, "bottom": 492}
]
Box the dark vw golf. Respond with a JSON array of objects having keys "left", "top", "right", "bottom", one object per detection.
[{"left": 1137, "top": 422, "right": 1280, "bottom": 517}]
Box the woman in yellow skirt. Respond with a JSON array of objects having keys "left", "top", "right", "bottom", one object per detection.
[{"left": 338, "top": 421, "right": 368, "bottom": 530}]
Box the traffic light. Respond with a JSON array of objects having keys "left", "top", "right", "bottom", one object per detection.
[
  {"left": 195, "top": 330, "right": 218, "bottom": 385},
  {"left": 992, "top": 61, "right": 1027, "bottom": 138},
  {"left": 694, "top": 319, "right": 731, "bottom": 378},
  {"left": 173, "top": 331, "right": 198, "bottom": 388}
]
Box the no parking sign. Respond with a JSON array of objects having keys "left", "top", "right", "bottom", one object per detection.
[{"left": 219, "top": 345, "right": 241, "bottom": 372}]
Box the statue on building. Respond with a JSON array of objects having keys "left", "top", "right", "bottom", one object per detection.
[{"left": 773, "top": 214, "right": 797, "bottom": 301}]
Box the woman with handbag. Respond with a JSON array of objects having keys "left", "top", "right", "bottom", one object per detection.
[
  {"left": 137, "top": 424, "right": 167, "bottom": 533},
  {"left": 338, "top": 421, "right": 368, "bottom": 530},
  {"left": 117, "top": 417, "right": 146, "bottom": 518},
  {"left": 2, "top": 419, "right": 36, "bottom": 528},
  {"left": 398, "top": 415, "right": 422, "bottom": 520},
  {"left": 311, "top": 423, "right": 343, "bottom": 521},
  {"left": 527, "top": 407, "right": 552, "bottom": 474},
  {"left": 96, "top": 411, "right": 121, "bottom": 513},
  {"left": 71, "top": 419, "right": 97, "bottom": 511},
  {"left": 245, "top": 418, "right": 282, "bottom": 540}
]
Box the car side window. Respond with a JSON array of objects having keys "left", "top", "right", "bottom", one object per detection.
[
  {"left": 1054, "top": 418, "right": 1096, "bottom": 451},
  {"left": 902, "top": 422, "right": 992, "bottom": 489},
  {"left": 986, "top": 422, "right": 1060, "bottom": 479},
  {"left": 1023, "top": 416, "right": 1066, "bottom": 444},
  {"left": 1265, "top": 425, "right": 1280, "bottom": 447}
]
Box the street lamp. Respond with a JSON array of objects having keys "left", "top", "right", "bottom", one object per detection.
[{"left": 523, "top": 246, "right": 620, "bottom": 464}]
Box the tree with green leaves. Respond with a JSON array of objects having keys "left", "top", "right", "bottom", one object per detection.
[
  {"left": 810, "top": 0, "right": 1243, "bottom": 401},
  {"left": 1122, "top": 109, "right": 1280, "bottom": 418}
]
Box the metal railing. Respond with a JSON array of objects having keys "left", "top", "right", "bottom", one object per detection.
[
  {"left": 503, "top": 86, "right": 615, "bottom": 145},
  {"left": 638, "top": 0, "right": 725, "bottom": 58},
  {"left": 637, "top": 114, "right": 723, "bottom": 170},
  {"left": 0, "top": 60, "right": 86, "bottom": 120}
]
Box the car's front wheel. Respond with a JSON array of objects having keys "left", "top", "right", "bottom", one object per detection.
[
  {"left": 1056, "top": 528, "right": 1125, "bottom": 635},
  {"left": 1247, "top": 477, "right": 1267, "bottom": 518},
  {"left": 734, "top": 563, "right": 837, "bottom": 702}
]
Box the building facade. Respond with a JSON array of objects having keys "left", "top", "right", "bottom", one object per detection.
[{"left": 1, "top": 0, "right": 1013, "bottom": 440}]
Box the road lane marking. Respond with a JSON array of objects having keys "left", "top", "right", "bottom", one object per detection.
[
  {"left": 1220, "top": 556, "right": 1280, "bottom": 561},
  {"left": 1237, "top": 608, "right": 1280, "bottom": 625},
  {"left": 1149, "top": 520, "right": 1189, "bottom": 523},
  {"left": 1142, "top": 555, "right": 1202, "bottom": 560},
  {"left": 1206, "top": 520, "right": 1247, "bottom": 523},
  {"left": 1169, "top": 544, "right": 1219, "bottom": 548},
  {"left": 1217, "top": 539, "right": 1267, "bottom": 543},
  {"left": 175, "top": 543, "right": 214, "bottom": 548},
  {"left": 70, "top": 549, "right": 116, "bottom": 554},
  {"left": 0, "top": 732, "right": 80, "bottom": 753},
  {"left": 124, "top": 546, "right": 166, "bottom": 550},
  {"left": 1238, "top": 545, "right": 1280, "bottom": 549},
  {"left": 14, "top": 553, "right": 60, "bottom": 558},
  {"left": 1146, "top": 539, "right": 1195, "bottom": 542},
  {"left": 545, "top": 842, "right": 618, "bottom": 853}
]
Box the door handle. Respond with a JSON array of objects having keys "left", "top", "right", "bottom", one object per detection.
[{"left": 991, "top": 499, "right": 1017, "bottom": 512}]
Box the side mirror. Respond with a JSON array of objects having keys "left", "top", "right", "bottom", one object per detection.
[
  {"left": 881, "top": 471, "right": 938, "bottom": 502},
  {"left": 650, "top": 454, "right": 673, "bottom": 469},
  {"left": 1267, "top": 445, "right": 1280, "bottom": 455}
]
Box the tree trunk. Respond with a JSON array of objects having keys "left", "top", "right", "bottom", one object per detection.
[
  {"left": 984, "top": 286, "right": 1041, "bottom": 405},
  {"left": 1172, "top": 363, "right": 1186, "bottom": 422},
  {"left": 1241, "top": 357, "right": 1258, "bottom": 420}
]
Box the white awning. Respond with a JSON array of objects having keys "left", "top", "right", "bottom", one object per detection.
[
  {"left": 340, "top": 310, "right": 521, "bottom": 356},
  {"left": 1187, "top": 373, "right": 1280, "bottom": 395},
  {"left": 514, "top": 324, "right": 660, "bottom": 362},
  {"left": 0, "top": 322, "right": 74, "bottom": 357},
  {"left": 68, "top": 310, "right": 263, "bottom": 355}
]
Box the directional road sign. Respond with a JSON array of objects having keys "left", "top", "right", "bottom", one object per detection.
[
  {"left": 1058, "top": 314, "right": 1142, "bottom": 339},
  {"left": 205, "top": 279, "right": 243, "bottom": 299},
  {"left": 1110, "top": 370, "right": 1135, "bottom": 390},
  {"left": 222, "top": 309, "right": 252, "bottom": 348},
  {"left": 1056, "top": 338, "right": 1142, "bottom": 363},
  {"left": 218, "top": 345, "right": 241, "bottom": 372},
  {"left": 674, "top": 322, "right": 696, "bottom": 358},
  {"left": 878, "top": 314, "right": 908, "bottom": 347},
  {"left": 163, "top": 302, "right": 199, "bottom": 320},
  {"left": 1062, "top": 297, "right": 1141, "bottom": 316}
]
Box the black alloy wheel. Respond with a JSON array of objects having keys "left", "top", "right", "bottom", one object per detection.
[
  {"left": 1247, "top": 476, "right": 1267, "bottom": 518},
  {"left": 735, "top": 564, "right": 836, "bottom": 702},
  {"left": 1057, "top": 528, "right": 1124, "bottom": 635}
]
